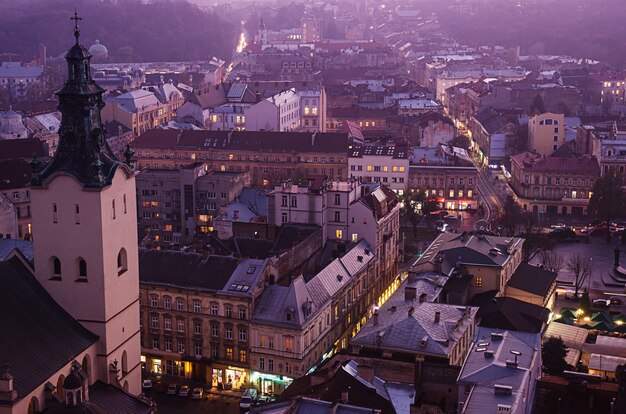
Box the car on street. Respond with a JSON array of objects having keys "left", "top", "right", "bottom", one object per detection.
[
  {"left": 609, "top": 224, "right": 625, "bottom": 235},
  {"left": 240, "top": 388, "right": 258, "bottom": 411},
  {"left": 592, "top": 298, "right": 611, "bottom": 307},
  {"left": 166, "top": 384, "right": 178, "bottom": 395},
  {"left": 548, "top": 228, "right": 577, "bottom": 241},
  {"left": 256, "top": 395, "right": 270, "bottom": 405},
  {"left": 179, "top": 385, "right": 190, "bottom": 398},
  {"left": 191, "top": 387, "right": 203, "bottom": 400},
  {"left": 551, "top": 223, "right": 568, "bottom": 230},
  {"left": 142, "top": 379, "right": 152, "bottom": 390},
  {"left": 564, "top": 290, "right": 583, "bottom": 300}
]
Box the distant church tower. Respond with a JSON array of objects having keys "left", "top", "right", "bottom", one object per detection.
[
  {"left": 258, "top": 18, "right": 267, "bottom": 45},
  {"left": 30, "top": 13, "right": 141, "bottom": 395}
]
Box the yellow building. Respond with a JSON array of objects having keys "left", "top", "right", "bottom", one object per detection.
[
  {"left": 504, "top": 262, "right": 557, "bottom": 310},
  {"left": 528, "top": 112, "right": 565, "bottom": 156}
]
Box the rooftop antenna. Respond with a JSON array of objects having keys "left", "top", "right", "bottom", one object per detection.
[{"left": 510, "top": 350, "right": 521, "bottom": 364}]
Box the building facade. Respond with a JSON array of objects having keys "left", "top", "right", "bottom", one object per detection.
[
  {"left": 348, "top": 143, "right": 410, "bottom": 194},
  {"left": 509, "top": 152, "right": 599, "bottom": 217},
  {"left": 528, "top": 112, "right": 565, "bottom": 156}
]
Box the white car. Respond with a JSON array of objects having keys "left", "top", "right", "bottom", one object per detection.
[
  {"left": 564, "top": 290, "right": 582, "bottom": 300},
  {"left": 592, "top": 298, "right": 610, "bottom": 307},
  {"left": 142, "top": 379, "right": 152, "bottom": 390},
  {"left": 551, "top": 223, "right": 568, "bottom": 230},
  {"left": 179, "top": 385, "right": 190, "bottom": 398}
]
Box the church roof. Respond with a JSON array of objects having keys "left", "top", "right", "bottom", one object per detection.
[{"left": 0, "top": 256, "right": 98, "bottom": 399}]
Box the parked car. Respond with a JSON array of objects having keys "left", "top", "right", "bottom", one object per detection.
[
  {"left": 240, "top": 388, "right": 258, "bottom": 411},
  {"left": 564, "top": 290, "right": 583, "bottom": 300},
  {"left": 142, "top": 379, "right": 152, "bottom": 390},
  {"left": 609, "top": 224, "right": 625, "bottom": 235},
  {"left": 179, "top": 385, "right": 190, "bottom": 398},
  {"left": 191, "top": 387, "right": 203, "bottom": 400},
  {"left": 592, "top": 298, "right": 611, "bottom": 307},
  {"left": 551, "top": 223, "right": 568, "bottom": 230},
  {"left": 256, "top": 395, "right": 270, "bottom": 405},
  {"left": 167, "top": 384, "right": 178, "bottom": 395}
]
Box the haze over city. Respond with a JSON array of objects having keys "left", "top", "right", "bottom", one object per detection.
[{"left": 0, "top": 1, "right": 625, "bottom": 414}]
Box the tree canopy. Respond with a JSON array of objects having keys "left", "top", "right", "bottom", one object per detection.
[
  {"left": 588, "top": 170, "right": 626, "bottom": 241},
  {"left": 0, "top": 0, "right": 238, "bottom": 62},
  {"left": 542, "top": 336, "right": 569, "bottom": 375}
]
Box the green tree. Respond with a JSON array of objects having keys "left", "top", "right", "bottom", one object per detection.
[
  {"left": 542, "top": 336, "right": 569, "bottom": 375},
  {"left": 588, "top": 170, "right": 626, "bottom": 243},
  {"left": 494, "top": 196, "right": 524, "bottom": 236}
]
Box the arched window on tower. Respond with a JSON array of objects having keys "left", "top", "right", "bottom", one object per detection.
[
  {"left": 51, "top": 256, "right": 62, "bottom": 280},
  {"left": 117, "top": 248, "right": 128, "bottom": 276},
  {"left": 77, "top": 258, "right": 87, "bottom": 281}
]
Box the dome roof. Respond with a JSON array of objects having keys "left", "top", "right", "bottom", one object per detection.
[
  {"left": 88, "top": 40, "right": 108, "bottom": 59},
  {"left": 63, "top": 370, "right": 83, "bottom": 390}
]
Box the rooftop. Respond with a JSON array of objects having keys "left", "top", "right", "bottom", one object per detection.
[{"left": 506, "top": 262, "right": 557, "bottom": 298}]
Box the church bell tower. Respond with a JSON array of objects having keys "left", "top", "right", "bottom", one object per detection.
[{"left": 30, "top": 13, "right": 141, "bottom": 394}]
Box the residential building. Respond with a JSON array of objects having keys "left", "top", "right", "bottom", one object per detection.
[
  {"left": 0, "top": 107, "right": 29, "bottom": 140},
  {"left": 138, "top": 249, "right": 268, "bottom": 388},
  {"left": 0, "top": 192, "right": 17, "bottom": 239},
  {"left": 301, "top": 18, "right": 323, "bottom": 43},
  {"left": 0, "top": 62, "right": 44, "bottom": 99},
  {"left": 469, "top": 108, "right": 518, "bottom": 167},
  {"left": 250, "top": 396, "right": 386, "bottom": 414},
  {"left": 131, "top": 129, "right": 349, "bottom": 187},
  {"left": 457, "top": 327, "right": 542, "bottom": 414},
  {"left": 474, "top": 297, "right": 550, "bottom": 334},
  {"left": 436, "top": 68, "right": 528, "bottom": 105},
  {"left": 417, "top": 112, "right": 456, "bottom": 148},
  {"left": 348, "top": 143, "right": 410, "bottom": 194},
  {"left": 102, "top": 87, "right": 181, "bottom": 136},
  {"left": 411, "top": 232, "right": 524, "bottom": 301},
  {"left": 25, "top": 111, "right": 62, "bottom": 156},
  {"left": 509, "top": 151, "right": 600, "bottom": 216},
  {"left": 504, "top": 262, "right": 557, "bottom": 310},
  {"left": 409, "top": 145, "right": 479, "bottom": 211},
  {"left": 176, "top": 83, "right": 228, "bottom": 128},
  {"left": 278, "top": 360, "right": 414, "bottom": 414},
  {"left": 245, "top": 88, "right": 301, "bottom": 132},
  {"left": 528, "top": 112, "right": 565, "bottom": 156},
  {"left": 250, "top": 241, "right": 378, "bottom": 394},
  {"left": 326, "top": 106, "right": 390, "bottom": 136},
  {"left": 350, "top": 281, "right": 478, "bottom": 367},
  {"left": 136, "top": 164, "right": 251, "bottom": 244},
  {"left": 397, "top": 99, "right": 441, "bottom": 116}
]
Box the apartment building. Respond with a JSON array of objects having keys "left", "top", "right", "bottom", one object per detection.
[
  {"left": 132, "top": 129, "right": 349, "bottom": 187},
  {"left": 139, "top": 249, "right": 269, "bottom": 388},
  {"left": 348, "top": 143, "right": 410, "bottom": 194},
  {"left": 528, "top": 112, "right": 565, "bottom": 156},
  {"left": 136, "top": 163, "right": 251, "bottom": 244}
]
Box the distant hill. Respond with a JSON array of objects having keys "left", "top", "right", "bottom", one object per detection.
[{"left": 0, "top": 0, "right": 238, "bottom": 62}]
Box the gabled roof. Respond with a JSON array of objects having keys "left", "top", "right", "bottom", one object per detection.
[
  {"left": 0, "top": 256, "right": 99, "bottom": 398},
  {"left": 357, "top": 186, "right": 399, "bottom": 221},
  {"left": 0, "top": 158, "right": 34, "bottom": 190},
  {"left": 507, "top": 262, "right": 557, "bottom": 297}
]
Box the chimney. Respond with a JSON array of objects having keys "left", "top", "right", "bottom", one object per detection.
[
  {"left": 255, "top": 91, "right": 261, "bottom": 102},
  {"left": 408, "top": 306, "right": 415, "bottom": 317},
  {"left": 118, "top": 125, "right": 123, "bottom": 136},
  {"left": 405, "top": 286, "right": 417, "bottom": 301},
  {"left": 418, "top": 293, "right": 427, "bottom": 303},
  {"left": 311, "top": 132, "right": 317, "bottom": 146},
  {"left": 505, "top": 360, "right": 518, "bottom": 368},
  {"left": 373, "top": 310, "right": 379, "bottom": 326},
  {"left": 434, "top": 311, "right": 441, "bottom": 323},
  {"left": 356, "top": 365, "right": 374, "bottom": 384}
]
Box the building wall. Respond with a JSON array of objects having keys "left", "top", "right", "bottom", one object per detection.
[
  {"left": 348, "top": 156, "right": 409, "bottom": 193},
  {"left": 31, "top": 169, "right": 142, "bottom": 394},
  {"left": 408, "top": 165, "right": 479, "bottom": 210},
  {"left": 529, "top": 113, "right": 565, "bottom": 156},
  {"left": 420, "top": 120, "right": 456, "bottom": 148},
  {"left": 1, "top": 186, "right": 31, "bottom": 239}
]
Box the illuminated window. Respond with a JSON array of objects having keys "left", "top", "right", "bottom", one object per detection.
[
  {"left": 371, "top": 121, "right": 375, "bottom": 127},
  {"left": 383, "top": 166, "right": 388, "bottom": 172},
  {"left": 164, "top": 224, "right": 173, "bottom": 231},
  {"left": 239, "top": 350, "right": 247, "bottom": 363},
  {"left": 468, "top": 190, "right": 473, "bottom": 198},
  {"left": 312, "top": 107, "right": 318, "bottom": 115},
  {"left": 211, "top": 115, "right": 217, "bottom": 122},
  {"left": 399, "top": 166, "right": 405, "bottom": 172},
  {"left": 336, "top": 229, "right": 343, "bottom": 239},
  {"left": 475, "top": 277, "right": 482, "bottom": 287},
  {"left": 352, "top": 233, "right": 358, "bottom": 242},
  {"left": 284, "top": 337, "right": 293, "bottom": 352},
  {"left": 366, "top": 165, "right": 373, "bottom": 172},
  {"left": 220, "top": 165, "right": 226, "bottom": 172},
  {"left": 459, "top": 190, "right": 464, "bottom": 198},
  {"left": 304, "top": 107, "right": 310, "bottom": 115},
  {"left": 392, "top": 166, "right": 398, "bottom": 172},
  {"left": 449, "top": 190, "right": 454, "bottom": 198},
  {"left": 226, "top": 347, "right": 233, "bottom": 360}
]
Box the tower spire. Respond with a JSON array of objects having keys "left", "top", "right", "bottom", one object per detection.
[
  {"left": 31, "top": 13, "right": 133, "bottom": 189},
  {"left": 70, "top": 10, "right": 82, "bottom": 44}
]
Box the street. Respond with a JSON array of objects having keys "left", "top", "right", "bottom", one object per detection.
[{"left": 149, "top": 391, "right": 241, "bottom": 414}]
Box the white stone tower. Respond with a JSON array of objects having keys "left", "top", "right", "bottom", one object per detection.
[{"left": 30, "top": 13, "right": 141, "bottom": 395}]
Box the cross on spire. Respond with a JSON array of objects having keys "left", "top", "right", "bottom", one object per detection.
[{"left": 71, "top": 11, "right": 82, "bottom": 44}]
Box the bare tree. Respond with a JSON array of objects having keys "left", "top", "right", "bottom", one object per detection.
[
  {"left": 566, "top": 253, "right": 593, "bottom": 297},
  {"left": 541, "top": 250, "right": 565, "bottom": 274}
]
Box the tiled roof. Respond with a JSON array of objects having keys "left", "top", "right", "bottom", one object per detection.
[
  {"left": 0, "top": 138, "right": 47, "bottom": 160},
  {"left": 138, "top": 249, "right": 240, "bottom": 291},
  {"left": 133, "top": 129, "right": 348, "bottom": 154},
  {"left": 0, "top": 158, "right": 33, "bottom": 190},
  {"left": 507, "top": 262, "right": 556, "bottom": 297},
  {"left": 88, "top": 381, "right": 154, "bottom": 413},
  {"left": 358, "top": 186, "right": 399, "bottom": 221},
  {"left": 510, "top": 152, "right": 600, "bottom": 175},
  {"left": 0, "top": 240, "right": 33, "bottom": 263},
  {"left": 0, "top": 256, "right": 98, "bottom": 398}
]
